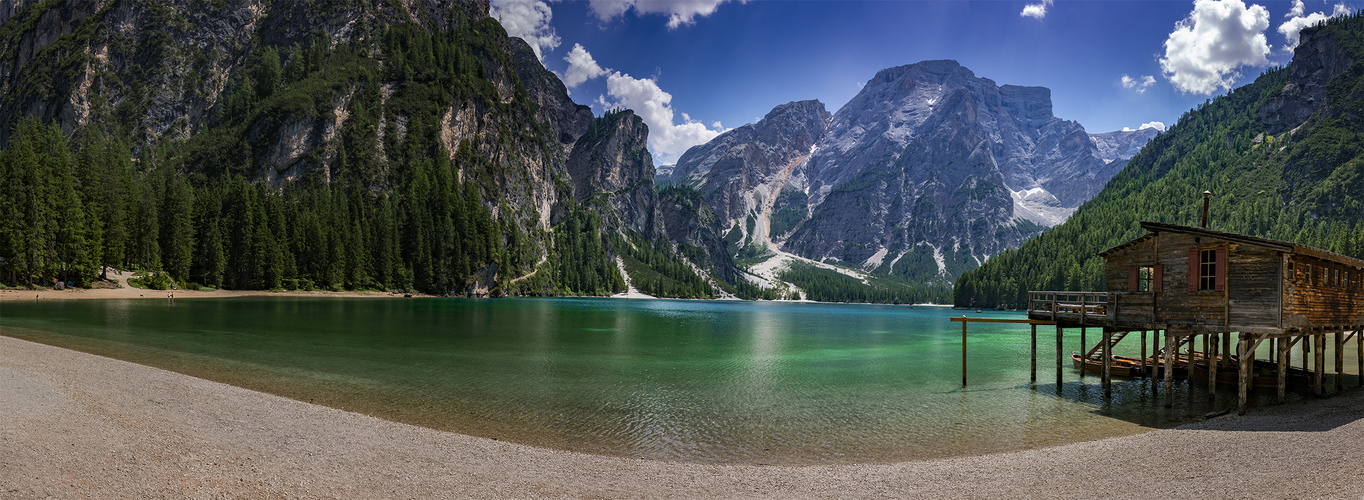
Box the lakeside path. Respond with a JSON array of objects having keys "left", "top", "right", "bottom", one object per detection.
[
  {"left": 4, "top": 336, "right": 1364, "bottom": 498},
  {"left": 0, "top": 270, "right": 413, "bottom": 302}
]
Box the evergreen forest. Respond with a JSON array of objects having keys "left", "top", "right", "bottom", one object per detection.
[{"left": 0, "top": 17, "right": 711, "bottom": 299}]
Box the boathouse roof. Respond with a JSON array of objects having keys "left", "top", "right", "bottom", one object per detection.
[{"left": 1098, "top": 221, "right": 1364, "bottom": 269}]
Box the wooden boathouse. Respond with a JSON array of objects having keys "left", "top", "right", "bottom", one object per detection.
[{"left": 1028, "top": 220, "right": 1364, "bottom": 414}]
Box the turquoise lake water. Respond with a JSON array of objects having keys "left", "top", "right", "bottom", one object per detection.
[{"left": 0, "top": 297, "right": 1328, "bottom": 464}]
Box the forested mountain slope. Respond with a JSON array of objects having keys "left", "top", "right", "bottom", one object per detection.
[
  {"left": 955, "top": 13, "right": 1364, "bottom": 308},
  {"left": 0, "top": 0, "right": 736, "bottom": 298}
]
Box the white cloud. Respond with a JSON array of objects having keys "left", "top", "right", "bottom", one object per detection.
[
  {"left": 1159, "top": 0, "right": 1271, "bottom": 95},
  {"left": 490, "top": 0, "right": 561, "bottom": 62},
  {"left": 1123, "top": 122, "right": 1167, "bottom": 132},
  {"left": 1020, "top": 0, "right": 1053, "bottom": 19},
  {"left": 598, "top": 71, "right": 724, "bottom": 164},
  {"left": 1278, "top": 0, "right": 1351, "bottom": 51},
  {"left": 1120, "top": 74, "right": 1158, "bottom": 93},
  {"left": 589, "top": 0, "right": 735, "bottom": 29},
  {"left": 561, "top": 44, "right": 608, "bottom": 88}
]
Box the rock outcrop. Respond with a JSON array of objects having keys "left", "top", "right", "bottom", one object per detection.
[{"left": 1259, "top": 28, "right": 1359, "bottom": 134}]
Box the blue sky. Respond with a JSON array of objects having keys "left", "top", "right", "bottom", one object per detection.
[{"left": 491, "top": 0, "right": 1357, "bottom": 165}]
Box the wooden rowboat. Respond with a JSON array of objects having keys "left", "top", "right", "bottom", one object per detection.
[
  {"left": 1189, "top": 358, "right": 1313, "bottom": 390},
  {"left": 1070, "top": 353, "right": 1189, "bottom": 378}
]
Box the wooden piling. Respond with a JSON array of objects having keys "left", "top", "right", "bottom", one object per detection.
[
  {"left": 1140, "top": 330, "right": 1147, "bottom": 380},
  {"left": 1336, "top": 330, "right": 1344, "bottom": 394},
  {"left": 1303, "top": 332, "right": 1310, "bottom": 373},
  {"left": 1079, "top": 327, "right": 1087, "bottom": 379},
  {"left": 1164, "top": 331, "right": 1174, "bottom": 408},
  {"left": 1187, "top": 335, "right": 1196, "bottom": 385},
  {"left": 1208, "top": 333, "right": 1217, "bottom": 394},
  {"left": 1152, "top": 330, "right": 1161, "bottom": 393},
  {"left": 1238, "top": 334, "right": 1250, "bottom": 415},
  {"left": 1030, "top": 324, "right": 1037, "bottom": 384},
  {"left": 1357, "top": 327, "right": 1362, "bottom": 387},
  {"left": 1315, "top": 333, "right": 1325, "bottom": 397},
  {"left": 1102, "top": 328, "right": 1112, "bottom": 396},
  {"left": 1056, "top": 325, "right": 1064, "bottom": 383},
  {"left": 1277, "top": 335, "right": 1288, "bottom": 403},
  {"left": 1223, "top": 331, "right": 1231, "bottom": 373},
  {"left": 961, "top": 316, "right": 968, "bottom": 387},
  {"left": 1209, "top": 332, "right": 1219, "bottom": 395}
]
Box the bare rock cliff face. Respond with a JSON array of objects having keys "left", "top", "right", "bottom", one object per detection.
[
  {"left": 566, "top": 110, "right": 660, "bottom": 236},
  {"left": 0, "top": 0, "right": 480, "bottom": 147},
  {"left": 663, "top": 100, "right": 831, "bottom": 258},
  {"left": 1260, "top": 29, "right": 1359, "bottom": 134}
]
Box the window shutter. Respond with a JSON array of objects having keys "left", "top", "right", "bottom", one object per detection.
[
  {"left": 1128, "top": 266, "right": 1138, "bottom": 292},
  {"left": 1153, "top": 264, "right": 1163, "bottom": 292},
  {"left": 1214, "top": 246, "right": 1227, "bottom": 291},
  {"left": 1188, "top": 248, "right": 1199, "bottom": 291}
]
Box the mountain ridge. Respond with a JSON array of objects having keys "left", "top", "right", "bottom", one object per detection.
[{"left": 667, "top": 59, "right": 1154, "bottom": 292}]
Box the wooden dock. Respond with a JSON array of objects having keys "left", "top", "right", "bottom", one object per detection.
[{"left": 1002, "top": 221, "right": 1364, "bottom": 414}]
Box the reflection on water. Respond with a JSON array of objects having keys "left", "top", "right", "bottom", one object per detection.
[{"left": 0, "top": 297, "right": 1351, "bottom": 464}]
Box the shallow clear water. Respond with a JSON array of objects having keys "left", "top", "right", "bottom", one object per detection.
[{"left": 0, "top": 297, "right": 1343, "bottom": 464}]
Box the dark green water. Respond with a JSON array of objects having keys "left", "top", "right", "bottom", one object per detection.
[{"left": 0, "top": 297, "right": 1326, "bottom": 464}]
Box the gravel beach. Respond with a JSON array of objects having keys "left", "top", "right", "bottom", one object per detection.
[{"left": 4, "top": 333, "right": 1364, "bottom": 498}]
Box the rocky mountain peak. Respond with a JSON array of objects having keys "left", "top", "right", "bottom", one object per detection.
[
  {"left": 1090, "top": 127, "right": 1160, "bottom": 164},
  {"left": 674, "top": 59, "right": 1157, "bottom": 288}
]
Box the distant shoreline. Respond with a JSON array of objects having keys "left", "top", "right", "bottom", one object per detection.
[{"left": 1, "top": 276, "right": 957, "bottom": 308}]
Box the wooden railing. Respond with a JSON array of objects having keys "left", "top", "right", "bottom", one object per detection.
[{"left": 1028, "top": 291, "right": 1112, "bottom": 324}]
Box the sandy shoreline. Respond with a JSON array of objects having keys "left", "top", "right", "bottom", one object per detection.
[{"left": 4, "top": 336, "right": 1364, "bottom": 497}]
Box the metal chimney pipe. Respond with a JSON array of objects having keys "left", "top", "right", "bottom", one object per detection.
[{"left": 1201, "top": 190, "right": 1212, "bottom": 228}]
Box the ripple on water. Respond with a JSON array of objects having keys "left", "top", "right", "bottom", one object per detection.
[{"left": 0, "top": 297, "right": 1329, "bottom": 464}]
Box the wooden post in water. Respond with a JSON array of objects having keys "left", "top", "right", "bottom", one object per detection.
[
  {"left": 1152, "top": 330, "right": 1161, "bottom": 393},
  {"left": 1336, "top": 330, "right": 1345, "bottom": 394},
  {"left": 1164, "top": 331, "right": 1175, "bottom": 408},
  {"left": 1204, "top": 333, "right": 1214, "bottom": 394},
  {"left": 1303, "top": 332, "right": 1310, "bottom": 373},
  {"left": 1186, "top": 335, "right": 1195, "bottom": 385},
  {"left": 1030, "top": 324, "right": 1037, "bottom": 384},
  {"left": 1315, "top": 333, "right": 1326, "bottom": 397},
  {"left": 1277, "top": 334, "right": 1288, "bottom": 403},
  {"left": 1238, "top": 334, "right": 1250, "bottom": 415},
  {"left": 1140, "top": 330, "right": 1147, "bottom": 379},
  {"left": 961, "top": 316, "right": 968, "bottom": 387},
  {"left": 1205, "top": 333, "right": 1215, "bottom": 394},
  {"left": 1079, "top": 327, "right": 1087, "bottom": 379},
  {"left": 1209, "top": 332, "right": 1219, "bottom": 395},
  {"left": 1223, "top": 331, "right": 1232, "bottom": 373},
  {"left": 1102, "top": 329, "right": 1112, "bottom": 396},
  {"left": 1056, "top": 325, "right": 1064, "bottom": 383}
]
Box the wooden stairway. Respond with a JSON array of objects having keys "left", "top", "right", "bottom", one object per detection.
[{"left": 1085, "top": 330, "right": 1131, "bottom": 359}]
